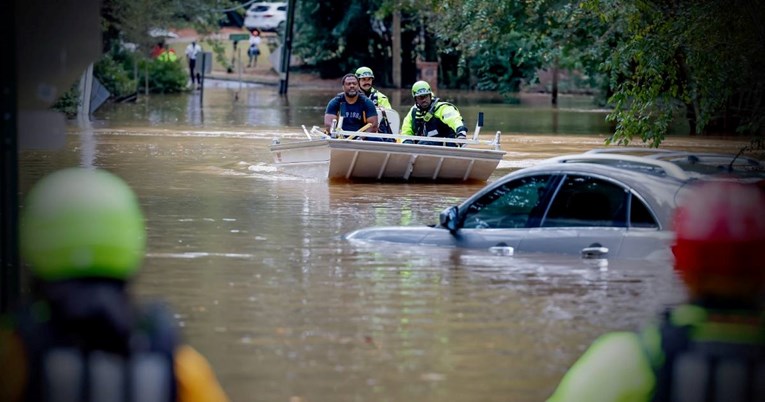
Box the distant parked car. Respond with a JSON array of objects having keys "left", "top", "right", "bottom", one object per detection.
[
  {"left": 244, "top": 2, "right": 287, "bottom": 31},
  {"left": 345, "top": 150, "right": 765, "bottom": 260}
]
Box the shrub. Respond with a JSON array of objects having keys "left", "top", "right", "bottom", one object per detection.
[
  {"left": 94, "top": 52, "right": 138, "bottom": 98},
  {"left": 138, "top": 58, "right": 189, "bottom": 94},
  {"left": 51, "top": 84, "right": 80, "bottom": 119}
]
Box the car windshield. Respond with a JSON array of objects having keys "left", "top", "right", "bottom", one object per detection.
[{"left": 252, "top": 5, "right": 270, "bottom": 12}]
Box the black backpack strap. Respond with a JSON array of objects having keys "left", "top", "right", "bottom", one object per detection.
[
  {"left": 132, "top": 301, "right": 179, "bottom": 402},
  {"left": 652, "top": 308, "right": 690, "bottom": 402}
]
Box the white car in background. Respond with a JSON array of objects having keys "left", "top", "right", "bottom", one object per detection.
[{"left": 244, "top": 2, "right": 287, "bottom": 31}]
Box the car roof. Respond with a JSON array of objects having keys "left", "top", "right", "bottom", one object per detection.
[
  {"left": 475, "top": 150, "right": 764, "bottom": 230},
  {"left": 579, "top": 148, "right": 764, "bottom": 179}
]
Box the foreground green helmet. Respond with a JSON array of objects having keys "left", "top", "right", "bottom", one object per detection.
[
  {"left": 20, "top": 168, "right": 146, "bottom": 281},
  {"left": 355, "top": 66, "right": 374, "bottom": 79},
  {"left": 412, "top": 80, "right": 432, "bottom": 97}
]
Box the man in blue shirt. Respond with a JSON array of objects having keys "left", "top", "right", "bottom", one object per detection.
[{"left": 324, "top": 74, "right": 379, "bottom": 139}]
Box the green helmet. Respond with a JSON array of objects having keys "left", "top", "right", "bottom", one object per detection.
[
  {"left": 412, "top": 80, "right": 432, "bottom": 97},
  {"left": 20, "top": 168, "right": 146, "bottom": 281},
  {"left": 355, "top": 66, "right": 374, "bottom": 79}
]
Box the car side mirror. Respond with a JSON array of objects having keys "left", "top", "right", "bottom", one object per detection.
[{"left": 439, "top": 206, "right": 459, "bottom": 234}]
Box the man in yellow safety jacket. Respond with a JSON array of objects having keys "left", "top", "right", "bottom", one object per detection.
[{"left": 400, "top": 80, "right": 468, "bottom": 147}]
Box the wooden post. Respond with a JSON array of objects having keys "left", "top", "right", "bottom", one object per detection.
[{"left": 392, "top": 5, "right": 401, "bottom": 89}]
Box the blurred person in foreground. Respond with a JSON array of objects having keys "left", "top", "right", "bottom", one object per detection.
[
  {"left": 0, "top": 168, "right": 229, "bottom": 402},
  {"left": 400, "top": 80, "right": 468, "bottom": 147},
  {"left": 547, "top": 180, "right": 765, "bottom": 402}
]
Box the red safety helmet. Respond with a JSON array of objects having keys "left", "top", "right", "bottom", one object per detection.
[{"left": 672, "top": 180, "right": 765, "bottom": 299}]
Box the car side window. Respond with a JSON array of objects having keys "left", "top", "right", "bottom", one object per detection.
[
  {"left": 542, "top": 175, "right": 628, "bottom": 227},
  {"left": 461, "top": 175, "right": 552, "bottom": 229},
  {"left": 629, "top": 194, "right": 659, "bottom": 228}
]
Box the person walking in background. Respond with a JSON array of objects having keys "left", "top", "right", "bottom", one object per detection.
[
  {"left": 546, "top": 180, "right": 765, "bottom": 402},
  {"left": 0, "top": 168, "right": 229, "bottom": 402},
  {"left": 324, "top": 73, "right": 379, "bottom": 139},
  {"left": 400, "top": 80, "right": 468, "bottom": 147},
  {"left": 247, "top": 29, "right": 262, "bottom": 68},
  {"left": 355, "top": 66, "right": 394, "bottom": 136},
  {"left": 185, "top": 40, "right": 203, "bottom": 89}
]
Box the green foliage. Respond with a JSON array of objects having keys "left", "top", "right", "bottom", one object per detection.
[
  {"left": 94, "top": 51, "right": 138, "bottom": 98},
  {"left": 51, "top": 84, "right": 80, "bottom": 119},
  {"left": 293, "top": 0, "right": 394, "bottom": 79},
  {"left": 97, "top": 0, "right": 763, "bottom": 149},
  {"left": 139, "top": 59, "right": 189, "bottom": 94},
  {"left": 585, "top": 0, "right": 765, "bottom": 146},
  {"left": 102, "top": 0, "right": 238, "bottom": 56}
]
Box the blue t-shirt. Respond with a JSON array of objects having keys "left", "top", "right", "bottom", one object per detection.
[{"left": 325, "top": 94, "right": 378, "bottom": 131}]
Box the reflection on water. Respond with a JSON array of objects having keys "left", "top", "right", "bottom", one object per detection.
[{"left": 19, "top": 86, "right": 750, "bottom": 401}]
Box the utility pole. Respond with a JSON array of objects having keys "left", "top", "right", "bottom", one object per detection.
[
  {"left": 392, "top": 4, "right": 401, "bottom": 89},
  {"left": 278, "top": 0, "right": 297, "bottom": 95}
]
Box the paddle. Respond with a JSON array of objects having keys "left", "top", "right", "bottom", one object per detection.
[{"left": 347, "top": 123, "right": 373, "bottom": 140}]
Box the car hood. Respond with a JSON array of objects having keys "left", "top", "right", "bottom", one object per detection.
[{"left": 345, "top": 225, "right": 441, "bottom": 244}]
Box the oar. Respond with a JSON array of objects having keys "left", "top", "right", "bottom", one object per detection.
[
  {"left": 471, "top": 112, "right": 484, "bottom": 141},
  {"left": 301, "top": 125, "right": 313, "bottom": 140},
  {"left": 348, "top": 123, "right": 373, "bottom": 140}
]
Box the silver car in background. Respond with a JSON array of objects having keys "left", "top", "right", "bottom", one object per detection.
[
  {"left": 346, "top": 150, "right": 764, "bottom": 260},
  {"left": 244, "top": 2, "right": 287, "bottom": 31}
]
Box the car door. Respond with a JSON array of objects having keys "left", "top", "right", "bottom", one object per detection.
[
  {"left": 519, "top": 174, "right": 629, "bottom": 257},
  {"left": 619, "top": 192, "right": 674, "bottom": 260},
  {"left": 422, "top": 174, "right": 559, "bottom": 249}
]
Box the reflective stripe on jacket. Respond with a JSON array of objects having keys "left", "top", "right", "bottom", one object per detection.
[{"left": 368, "top": 88, "right": 392, "bottom": 109}]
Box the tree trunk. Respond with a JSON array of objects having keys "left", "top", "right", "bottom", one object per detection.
[
  {"left": 686, "top": 102, "right": 697, "bottom": 136},
  {"left": 392, "top": 6, "right": 401, "bottom": 89},
  {"left": 551, "top": 63, "right": 559, "bottom": 107}
]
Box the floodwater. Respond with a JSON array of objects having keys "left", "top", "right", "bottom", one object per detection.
[{"left": 19, "top": 82, "right": 750, "bottom": 402}]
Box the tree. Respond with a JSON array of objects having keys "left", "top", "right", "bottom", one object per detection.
[
  {"left": 585, "top": 0, "right": 765, "bottom": 146},
  {"left": 101, "top": 0, "right": 236, "bottom": 55}
]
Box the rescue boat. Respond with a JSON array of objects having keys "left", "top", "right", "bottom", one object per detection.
[{"left": 269, "top": 109, "right": 506, "bottom": 182}]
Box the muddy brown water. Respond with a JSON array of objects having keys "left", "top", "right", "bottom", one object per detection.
[{"left": 18, "top": 84, "right": 750, "bottom": 401}]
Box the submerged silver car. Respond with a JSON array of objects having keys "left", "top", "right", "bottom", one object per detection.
[{"left": 345, "top": 150, "right": 764, "bottom": 260}]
